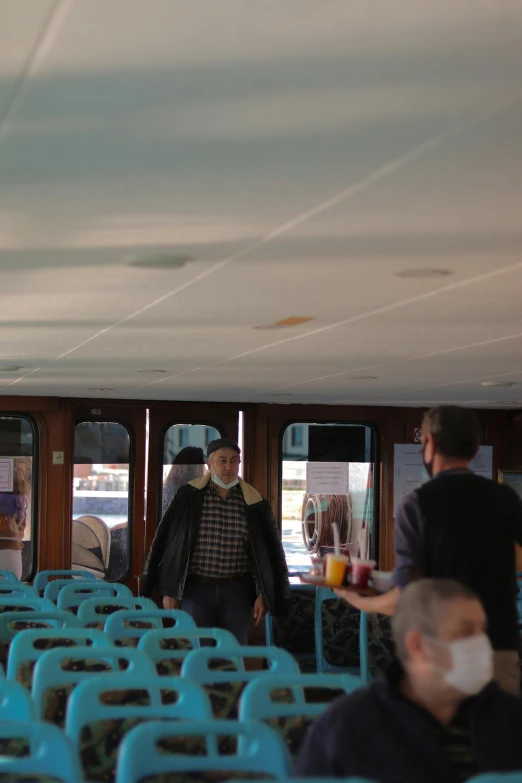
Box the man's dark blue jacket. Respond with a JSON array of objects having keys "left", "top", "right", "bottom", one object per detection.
[{"left": 295, "top": 667, "right": 522, "bottom": 783}]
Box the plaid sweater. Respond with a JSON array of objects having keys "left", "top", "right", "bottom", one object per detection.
[{"left": 189, "top": 481, "right": 262, "bottom": 594}]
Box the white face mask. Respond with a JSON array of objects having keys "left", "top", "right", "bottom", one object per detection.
[
  {"left": 211, "top": 473, "right": 239, "bottom": 490},
  {"left": 428, "top": 633, "right": 493, "bottom": 696}
]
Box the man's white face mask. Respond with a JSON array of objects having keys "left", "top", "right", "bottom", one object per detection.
[
  {"left": 211, "top": 472, "right": 239, "bottom": 490},
  {"left": 428, "top": 633, "right": 493, "bottom": 695}
]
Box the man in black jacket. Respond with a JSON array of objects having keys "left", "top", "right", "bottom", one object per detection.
[
  {"left": 336, "top": 405, "right": 522, "bottom": 694},
  {"left": 296, "top": 579, "right": 522, "bottom": 783},
  {"left": 144, "top": 438, "right": 290, "bottom": 644}
]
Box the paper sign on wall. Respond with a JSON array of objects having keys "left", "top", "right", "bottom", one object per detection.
[
  {"left": 0, "top": 458, "right": 14, "bottom": 492},
  {"left": 306, "top": 462, "right": 349, "bottom": 495},
  {"left": 393, "top": 445, "right": 493, "bottom": 516}
]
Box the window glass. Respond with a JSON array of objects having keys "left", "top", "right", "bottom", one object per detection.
[
  {"left": 281, "top": 422, "right": 376, "bottom": 572},
  {"left": 72, "top": 422, "right": 131, "bottom": 582},
  {"left": 0, "top": 416, "right": 37, "bottom": 580},
  {"left": 161, "top": 424, "right": 222, "bottom": 516}
]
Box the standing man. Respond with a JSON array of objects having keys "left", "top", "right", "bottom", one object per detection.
[
  {"left": 144, "top": 438, "right": 290, "bottom": 644},
  {"left": 337, "top": 405, "right": 522, "bottom": 694}
]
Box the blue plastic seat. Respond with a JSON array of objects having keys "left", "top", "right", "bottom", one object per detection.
[
  {"left": 57, "top": 580, "right": 132, "bottom": 612},
  {"left": 0, "top": 720, "right": 82, "bottom": 782},
  {"left": 0, "top": 610, "right": 80, "bottom": 642},
  {"left": 32, "top": 645, "right": 155, "bottom": 724},
  {"left": 315, "top": 588, "right": 370, "bottom": 681},
  {"left": 0, "top": 596, "right": 55, "bottom": 613},
  {"left": 0, "top": 569, "right": 20, "bottom": 583},
  {"left": 138, "top": 627, "right": 237, "bottom": 674},
  {"left": 104, "top": 606, "right": 196, "bottom": 645},
  {"left": 115, "top": 719, "right": 291, "bottom": 783},
  {"left": 7, "top": 626, "right": 108, "bottom": 685},
  {"left": 0, "top": 678, "right": 37, "bottom": 721},
  {"left": 181, "top": 645, "right": 300, "bottom": 719},
  {"left": 239, "top": 672, "right": 362, "bottom": 757},
  {"left": 76, "top": 596, "right": 158, "bottom": 630},
  {"left": 33, "top": 568, "right": 96, "bottom": 595},
  {"left": 43, "top": 576, "right": 101, "bottom": 603},
  {"left": 0, "top": 583, "right": 38, "bottom": 597},
  {"left": 66, "top": 674, "right": 213, "bottom": 783}
]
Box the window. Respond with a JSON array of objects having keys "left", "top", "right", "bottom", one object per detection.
[
  {"left": 0, "top": 415, "right": 38, "bottom": 580},
  {"left": 72, "top": 422, "right": 131, "bottom": 582},
  {"left": 280, "top": 422, "right": 376, "bottom": 572},
  {"left": 291, "top": 426, "right": 303, "bottom": 448},
  {"left": 160, "top": 423, "right": 222, "bottom": 518}
]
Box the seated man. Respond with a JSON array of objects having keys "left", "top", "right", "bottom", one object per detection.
[{"left": 295, "top": 579, "right": 522, "bottom": 783}]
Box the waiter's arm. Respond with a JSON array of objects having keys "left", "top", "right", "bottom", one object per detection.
[{"left": 336, "top": 493, "right": 426, "bottom": 616}]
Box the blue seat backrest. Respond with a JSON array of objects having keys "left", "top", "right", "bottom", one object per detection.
[
  {"left": 34, "top": 569, "right": 96, "bottom": 595},
  {"left": 181, "top": 644, "right": 300, "bottom": 682},
  {"left": 0, "top": 678, "right": 37, "bottom": 721},
  {"left": 239, "top": 672, "right": 362, "bottom": 720},
  {"left": 0, "top": 583, "right": 38, "bottom": 597},
  {"left": 32, "top": 645, "right": 155, "bottom": 719},
  {"left": 0, "top": 720, "right": 83, "bottom": 782},
  {"left": 114, "top": 718, "right": 291, "bottom": 783},
  {"left": 43, "top": 577, "right": 101, "bottom": 602},
  {"left": 57, "top": 581, "right": 132, "bottom": 611},
  {"left": 0, "top": 569, "right": 20, "bottom": 584},
  {"left": 0, "top": 610, "right": 80, "bottom": 642},
  {"left": 0, "top": 596, "right": 55, "bottom": 613},
  {"left": 138, "top": 626, "right": 236, "bottom": 660},
  {"left": 66, "top": 674, "right": 212, "bottom": 743},
  {"left": 7, "top": 627, "right": 108, "bottom": 681},
  {"left": 77, "top": 596, "right": 158, "bottom": 628},
  {"left": 104, "top": 606, "right": 195, "bottom": 642}
]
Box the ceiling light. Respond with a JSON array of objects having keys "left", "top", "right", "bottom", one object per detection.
[
  {"left": 137, "top": 369, "right": 167, "bottom": 374},
  {"left": 396, "top": 268, "right": 452, "bottom": 279},
  {"left": 0, "top": 365, "right": 24, "bottom": 372},
  {"left": 89, "top": 388, "right": 114, "bottom": 391},
  {"left": 128, "top": 254, "right": 193, "bottom": 270},
  {"left": 481, "top": 381, "right": 517, "bottom": 387},
  {"left": 349, "top": 376, "right": 379, "bottom": 380}
]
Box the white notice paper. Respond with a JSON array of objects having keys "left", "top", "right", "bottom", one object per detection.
[
  {"left": 306, "top": 462, "right": 349, "bottom": 495},
  {"left": 0, "top": 458, "right": 14, "bottom": 492},
  {"left": 393, "top": 445, "right": 493, "bottom": 516}
]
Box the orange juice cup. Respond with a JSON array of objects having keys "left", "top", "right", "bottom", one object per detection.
[
  {"left": 325, "top": 553, "right": 349, "bottom": 586},
  {"left": 351, "top": 558, "right": 376, "bottom": 589}
]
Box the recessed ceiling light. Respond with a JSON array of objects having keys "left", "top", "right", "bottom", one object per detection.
[
  {"left": 481, "top": 381, "right": 517, "bottom": 387},
  {"left": 0, "top": 365, "right": 24, "bottom": 372},
  {"left": 348, "top": 376, "right": 379, "bottom": 380},
  {"left": 128, "top": 254, "right": 193, "bottom": 270},
  {"left": 396, "top": 268, "right": 452, "bottom": 279},
  {"left": 137, "top": 369, "right": 167, "bottom": 374},
  {"left": 89, "top": 388, "right": 114, "bottom": 391}
]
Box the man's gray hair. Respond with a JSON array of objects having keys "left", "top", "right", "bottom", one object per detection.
[{"left": 392, "top": 579, "right": 480, "bottom": 663}]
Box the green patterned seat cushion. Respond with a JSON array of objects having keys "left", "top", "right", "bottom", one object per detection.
[
  {"left": 367, "top": 614, "right": 395, "bottom": 676},
  {"left": 265, "top": 715, "right": 314, "bottom": 757},
  {"left": 272, "top": 590, "right": 315, "bottom": 659},
  {"left": 0, "top": 738, "right": 30, "bottom": 757},
  {"left": 321, "top": 599, "right": 360, "bottom": 668},
  {"left": 80, "top": 719, "right": 207, "bottom": 783},
  {"left": 138, "top": 773, "right": 274, "bottom": 783},
  {"left": 155, "top": 659, "right": 183, "bottom": 676}
]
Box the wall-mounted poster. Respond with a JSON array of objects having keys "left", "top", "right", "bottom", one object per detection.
[
  {"left": 0, "top": 458, "right": 14, "bottom": 491},
  {"left": 394, "top": 444, "right": 494, "bottom": 516},
  {"left": 498, "top": 469, "right": 522, "bottom": 501}
]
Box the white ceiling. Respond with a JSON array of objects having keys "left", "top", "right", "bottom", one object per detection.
[{"left": 1, "top": 0, "right": 522, "bottom": 407}]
